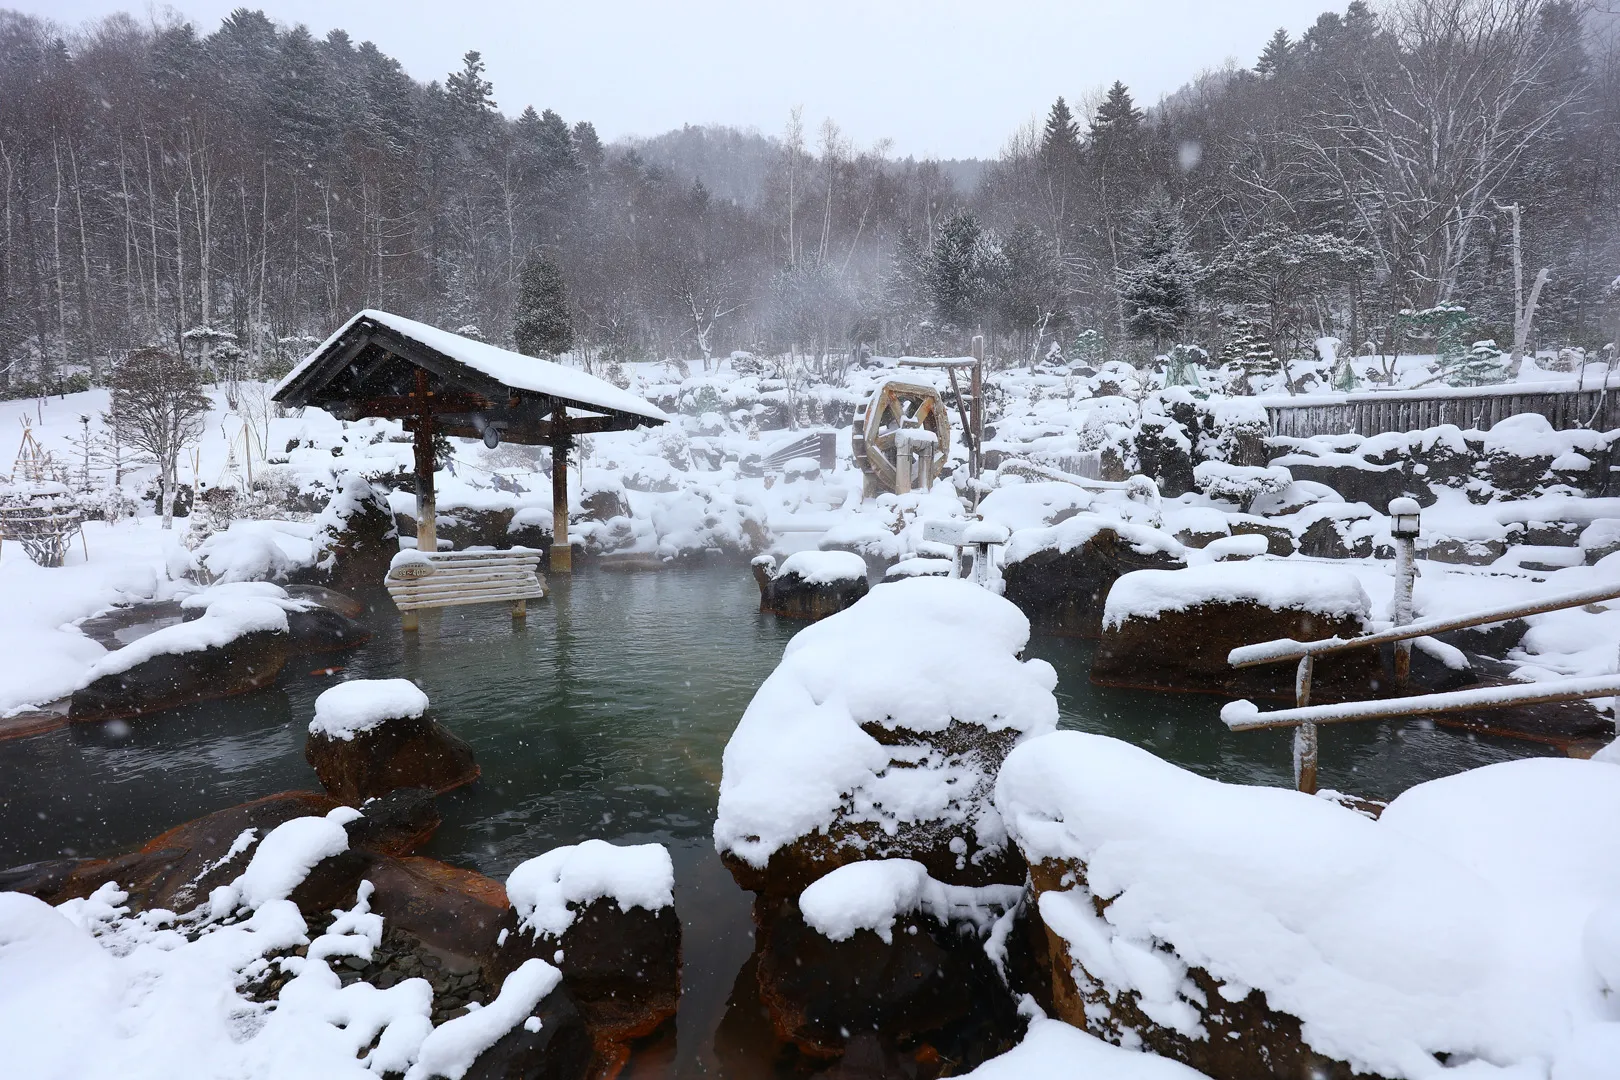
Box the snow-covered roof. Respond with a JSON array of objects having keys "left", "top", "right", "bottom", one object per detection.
[{"left": 275, "top": 309, "right": 666, "bottom": 424}]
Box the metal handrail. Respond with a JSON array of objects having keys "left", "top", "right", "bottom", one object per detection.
[
  {"left": 1228, "top": 581, "right": 1620, "bottom": 669},
  {"left": 1223, "top": 578, "right": 1620, "bottom": 794},
  {"left": 1223, "top": 674, "right": 1620, "bottom": 731}
]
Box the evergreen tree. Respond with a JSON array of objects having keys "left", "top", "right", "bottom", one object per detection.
[
  {"left": 446, "top": 50, "right": 495, "bottom": 113},
  {"left": 572, "top": 121, "right": 604, "bottom": 170},
  {"left": 513, "top": 254, "right": 574, "bottom": 358},
  {"left": 1256, "top": 28, "right": 1293, "bottom": 77},
  {"left": 1090, "top": 82, "right": 1143, "bottom": 139},
  {"left": 1448, "top": 340, "right": 1507, "bottom": 387},
  {"left": 927, "top": 210, "right": 991, "bottom": 328},
  {"left": 1039, "top": 97, "right": 1082, "bottom": 171},
  {"left": 1221, "top": 318, "right": 1277, "bottom": 389},
  {"left": 1117, "top": 191, "right": 1198, "bottom": 349}
]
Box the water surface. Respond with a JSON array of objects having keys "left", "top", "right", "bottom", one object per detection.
[{"left": 0, "top": 565, "right": 1550, "bottom": 1074}]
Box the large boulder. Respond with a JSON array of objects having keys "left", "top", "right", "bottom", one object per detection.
[
  {"left": 755, "top": 550, "right": 870, "bottom": 621},
  {"left": 304, "top": 679, "right": 479, "bottom": 802},
  {"left": 1001, "top": 515, "right": 1186, "bottom": 638},
  {"left": 69, "top": 596, "right": 292, "bottom": 722},
  {"left": 310, "top": 474, "right": 399, "bottom": 593},
  {"left": 1091, "top": 562, "right": 1379, "bottom": 702},
  {"left": 995, "top": 733, "right": 1620, "bottom": 1080},
  {"left": 715, "top": 577, "right": 1060, "bottom": 903},
  {"left": 1271, "top": 454, "right": 1412, "bottom": 509},
  {"left": 494, "top": 840, "right": 680, "bottom": 1073},
  {"left": 755, "top": 860, "right": 1022, "bottom": 1063}
]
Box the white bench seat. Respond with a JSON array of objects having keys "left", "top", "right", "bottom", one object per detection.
[{"left": 386, "top": 548, "right": 546, "bottom": 630}]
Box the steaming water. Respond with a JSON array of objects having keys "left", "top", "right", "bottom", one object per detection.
[{"left": 0, "top": 565, "right": 1548, "bottom": 1075}]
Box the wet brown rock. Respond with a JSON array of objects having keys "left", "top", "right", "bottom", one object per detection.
[
  {"left": 1092, "top": 600, "right": 1378, "bottom": 703},
  {"left": 306, "top": 712, "right": 480, "bottom": 802},
  {"left": 68, "top": 629, "right": 290, "bottom": 723},
  {"left": 284, "top": 584, "right": 367, "bottom": 619},
  {"left": 756, "top": 560, "right": 870, "bottom": 621},
  {"left": 1002, "top": 525, "right": 1185, "bottom": 639},
  {"left": 493, "top": 896, "right": 682, "bottom": 1065},
  {"left": 752, "top": 900, "right": 1020, "bottom": 1065},
  {"left": 459, "top": 981, "right": 593, "bottom": 1080},
  {"left": 311, "top": 476, "right": 399, "bottom": 593},
  {"left": 344, "top": 788, "right": 443, "bottom": 857}
]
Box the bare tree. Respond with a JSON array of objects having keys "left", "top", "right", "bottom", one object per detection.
[
  {"left": 1303, "top": 0, "right": 1584, "bottom": 312},
  {"left": 105, "top": 348, "right": 210, "bottom": 529}
]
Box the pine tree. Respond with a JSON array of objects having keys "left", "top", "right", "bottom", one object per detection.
[
  {"left": 927, "top": 210, "right": 991, "bottom": 328},
  {"left": 571, "top": 121, "right": 604, "bottom": 170},
  {"left": 1448, "top": 340, "right": 1507, "bottom": 387},
  {"left": 1256, "top": 28, "right": 1293, "bottom": 77},
  {"left": 513, "top": 255, "right": 575, "bottom": 358},
  {"left": 446, "top": 50, "right": 495, "bottom": 113},
  {"left": 1117, "top": 191, "right": 1198, "bottom": 350},
  {"left": 1221, "top": 319, "right": 1277, "bottom": 389},
  {"left": 1040, "top": 97, "right": 1082, "bottom": 171},
  {"left": 1090, "top": 82, "right": 1143, "bottom": 139}
]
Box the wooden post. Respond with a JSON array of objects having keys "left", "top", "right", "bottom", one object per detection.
[
  {"left": 1294, "top": 654, "right": 1317, "bottom": 795},
  {"left": 512, "top": 598, "right": 527, "bottom": 620},
  {"left": 550, "top": 405, "right": 571, "bottom": 574},
  {"left": 894, "top": 431, "right": 913, "bottom": 494},
  {"left": 412, "top": 368, "right": 437, "bottom": 554},
  {"left": 401, "top": 608, "right": 419, "bottom": 633},
  {"left": 970, "top": 335, "right": 985, "bottom": 510}
]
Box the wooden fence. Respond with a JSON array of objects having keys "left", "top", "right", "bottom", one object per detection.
[{"left": 1265, "top": 382, "right": 1620, "bottom": 438}]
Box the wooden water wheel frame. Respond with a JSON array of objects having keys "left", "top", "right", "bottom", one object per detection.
[{"left": 852, "top": 380, "right": 952, "bottom": 494}]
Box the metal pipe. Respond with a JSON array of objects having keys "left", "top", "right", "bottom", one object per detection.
[
  {"left": 1228, "top": 581, "right": 1620, "bottom": 669},
  {"left": 1223, "top": 674, "right": 1620, "bottom": 732}
]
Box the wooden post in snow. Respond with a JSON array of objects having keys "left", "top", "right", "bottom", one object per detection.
[
  {"left": 550, "top": 404, "right": 571, "bottom": 574},
  {"left": 412, "top": 368, "right": 437, "bottom": 555}
]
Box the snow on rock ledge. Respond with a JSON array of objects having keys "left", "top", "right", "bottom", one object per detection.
[
  {"left": 1102, "top": 561, "right": 1370, "bottom": 631},
  {"left": 995, "top": 730, "right": 1620, "bottom": 1080},
  {"left": 310, "top": 678, "right": 431, "bottom": 741},
  {"left": 798, "top": 858, "right": 1022, "bottom": 944},
  {"left": 505, "top": 839, "right": 675, "bottom": 939},
  {"left": 776, "top": 549, "right": 869, "bottom": 585},
  {"left": 716, "top": 576, "right": 1058, "bottom": 895}
]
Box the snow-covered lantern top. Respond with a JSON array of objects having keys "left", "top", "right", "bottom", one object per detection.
[{"left": 1388, "top": 496, "right": 1422, "bottom": 539}]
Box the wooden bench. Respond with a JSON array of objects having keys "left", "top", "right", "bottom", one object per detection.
[{"left": 385, "top": 548, "right": 546, "bottom": 631}]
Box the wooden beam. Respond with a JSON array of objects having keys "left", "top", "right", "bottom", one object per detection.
[
  {"left": 551, "top": 404, "right": 571, "bottom": 573},
  {"left": 413, "top": 368, "right": 437, "bottom": 554}
]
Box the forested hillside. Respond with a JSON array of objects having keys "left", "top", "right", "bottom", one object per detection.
[{"left": 0, "top": 0, "right": 1615, "bottom": 395}]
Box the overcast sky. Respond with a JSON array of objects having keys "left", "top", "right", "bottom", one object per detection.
[{"left": 23, "top": 0, "right": 1333, "bottom": 158}]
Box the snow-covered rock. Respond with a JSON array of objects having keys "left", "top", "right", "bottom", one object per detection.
[
  {"left": 996, "top": 731, "right": 1620, "bottom": 1080},
  {"left": 716, "top": 576, "right": 1058, "bottom": 897}
]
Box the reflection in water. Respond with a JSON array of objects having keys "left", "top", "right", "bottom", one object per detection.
[{"left": 0, "top": 566, "right": 1553, "bottom": 1075}]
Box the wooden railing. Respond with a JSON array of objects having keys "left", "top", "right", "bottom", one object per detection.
[
  {"left": 1221, "top": 581, "right": 1620, "bottom": 792},
  {"left": 1265, "top": 380, "right": 1619, "bottom": 438}
]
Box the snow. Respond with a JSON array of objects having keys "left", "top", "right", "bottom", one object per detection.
[
  {"left": 961, "top": 1018, "right": 1211, "bottom": 1079},
  {"left": 310, "top": 679, "right": 431, "bottom": 741},
  {"left": 1004, "top": 513, "right": 1185, "bottom": 567},
  {"left": 504, "top": 839, "right": 674, "bottom": 939},
  {"left": 0, "top": 811, "right": 454, "bottom": 1080},
  {"left": 1199, "top": 533, "right": 1269, "bottom": 561},
  {"left": 404, "top": 959, "right": 563, "bottom": 1080},
  {"left": 278, "top": 310, "right": 668, "bottom": 424},
  {"left": 978, "top": 482, "right": 1094, "bottom": 532},
  {"left": 82, "top": 595, "right": 290, "bottom": 680},
  {"left": 996, "top": 731, "right": 1620, "bottom": 1079},
  {"left": 962, "top": 521, "right": 1011, "bottom": 544},
  {"left": 797, "top": 858, "right": 1022, "bottom": 943},
  {"left": 209, "top": 808, "right": 358, "bottom": 917},
  {"left": 1104, "top": 561, "right": 1371, "bottom": 630},
  {"left": 714, "top": 576, "right": 1058, "bottom": 870},
  {"left": 774, "top": 549, "right": 868, "bottom": 585}
]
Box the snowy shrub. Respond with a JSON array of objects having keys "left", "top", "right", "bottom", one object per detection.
[{"left": 1193, "top": 461, "right": 1292, "bottom": 511}]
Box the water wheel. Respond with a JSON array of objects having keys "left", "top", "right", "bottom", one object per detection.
[{"left": 852, "top": 380, "right": 951, "bottom": 495}]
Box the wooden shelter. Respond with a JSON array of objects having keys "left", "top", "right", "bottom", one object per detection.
[{"left": 273, "top": 310, "right": 667, "bottom": 573}]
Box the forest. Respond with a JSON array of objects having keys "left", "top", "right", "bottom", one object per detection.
[{"left": 0, "top": 0, "right": 1616, "bottom": 396}]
